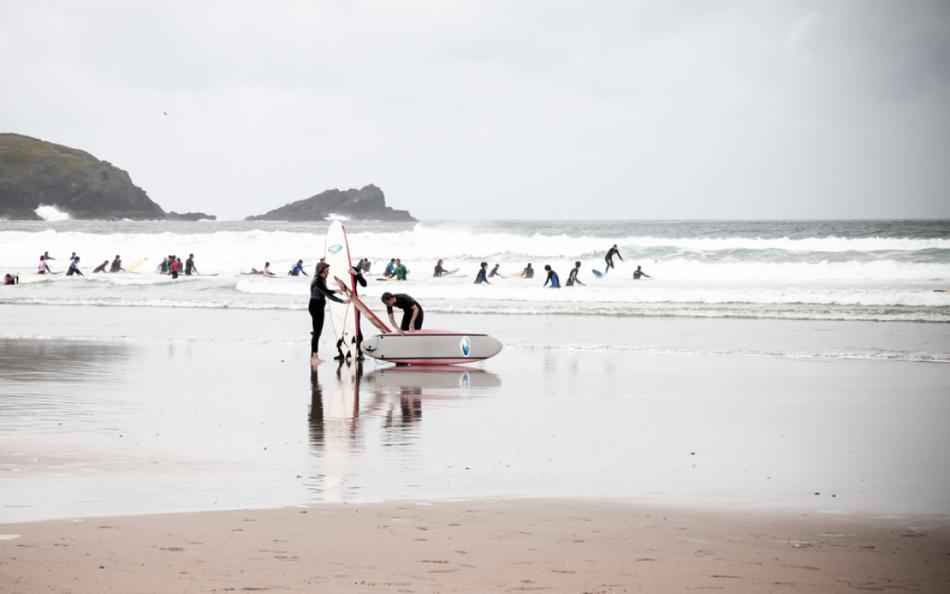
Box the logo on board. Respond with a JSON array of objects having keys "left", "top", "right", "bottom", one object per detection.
[
  {"left": 327, "top": 244, "right": 343, "bottom": 254},
  {"left": 459, "top": 336, "right": 471, "bottom": 357}
]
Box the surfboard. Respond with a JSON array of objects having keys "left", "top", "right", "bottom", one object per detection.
[
  {"left": 591, "top": 269, "right": 604, "bottom": 278},
  {"left": 438, "top": 268, "right": 460, "bottom": 277},
  {"left": 335, "top": 280, "right": 392, "bottom": 334},
  {"left": 325, "top": 220, "right": 359, "bottom": 361},
  {"left": 361, "top": 331, "right": 503, "bottom": 366},
  {"left": 127, "top": 258, "right": 146, "bottom": 272}
]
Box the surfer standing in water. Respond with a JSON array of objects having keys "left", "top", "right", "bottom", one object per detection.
[
  {"left": 185, "top": 254, "right": 198, "bottom": 276},
  {"left": 604, "top": 244, "right": 623, "bottom": 274},
  {"left": 474, "top": 262, "right": 490, "bottom": 284},
  {"left": 310, "top": 262, "right": 349, "bottom": 366},
  {"left": 433, "top": 259, "right": 445, "bottom": 277},
  {"left": 633, "top": 265, "right": 651, "bottom": 280},
  {"left": 566, "top": 261, "right": 585, "bottom": 287},
  {"left": 381, "top": 292, "right": 423, "bottom": 334},
  {"left": 543, "top": 265, "right": 561, "bottom": 288},
  {"left": 38, "top": 255, "right": 53, "bottom": 274}
]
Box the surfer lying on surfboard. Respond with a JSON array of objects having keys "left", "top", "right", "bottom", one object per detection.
[{"left": 382, "top": 292, "right": 423, "bottom": 334}]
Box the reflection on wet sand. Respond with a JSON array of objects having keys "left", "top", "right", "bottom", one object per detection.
[
  {"left": 306, "top": 363, "right": 502, "bottom": 500},
  {"left": 0, "top": 339, "right": 132, "bottom": 432}
]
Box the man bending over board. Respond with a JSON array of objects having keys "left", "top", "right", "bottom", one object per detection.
[{"left": 382, "top": 292, "right": 424, "bottom": 334}]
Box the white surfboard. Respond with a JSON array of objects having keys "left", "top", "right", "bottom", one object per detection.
[
  {"left": 361, "top": 331, "right": 503, "bottom": 366},
  {"left": 324, "top": 220, "right": 359, "bottom": 360}
]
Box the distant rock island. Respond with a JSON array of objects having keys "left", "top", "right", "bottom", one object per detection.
[
  {"left": 0, "top": 133, "right": 215, "bottom": 221},
  {"left": 246, "top": 184, "right": 415, "bottom": 222}
]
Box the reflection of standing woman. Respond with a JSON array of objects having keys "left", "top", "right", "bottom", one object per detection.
[{"left": 309, "top": 262, "right": 348, "bottom": 366}]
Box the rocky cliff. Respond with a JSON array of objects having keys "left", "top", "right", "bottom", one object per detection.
[
  {"left": 0, "top": 133, "right": 171, "bottom": 220},
  {"left": 246, "top": 184, "right": 415, "bottom": 222}
]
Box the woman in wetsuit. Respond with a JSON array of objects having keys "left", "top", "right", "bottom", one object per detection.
[
  {"left": 309, "top": 262, "right": 348, "bottom": 366},
  {"left": 474, "top": 262, "right": 490, "bottom": 284}
]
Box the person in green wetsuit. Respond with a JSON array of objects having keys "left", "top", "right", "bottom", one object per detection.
[{"left": 394, "top": 259, "right": 408, "bottom": 280}]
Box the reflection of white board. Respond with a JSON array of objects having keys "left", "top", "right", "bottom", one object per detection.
[
  {"left": 362, "top": 331, "right": 503, "bottom": 366},
  {"left": 325, "top": 221, "right": 358, "bottom": 359},
  {"left": 369, "top": 366, "right": 502, "bottom": 389}
]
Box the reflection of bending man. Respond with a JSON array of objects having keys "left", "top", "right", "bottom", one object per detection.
[{"left": 381, "top": 292, "right": 423, "bottom": 334}]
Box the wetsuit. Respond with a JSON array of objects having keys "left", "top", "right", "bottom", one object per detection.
[
  {"left": 3, "top": 274, "right": 17, "bottom": 285},
  {"left": 67, "top": 261, "right": 83, "bottom": 276},
  {"left": 566, "top": 267, "right": 582, "bottom": 286},
  {"left": 386, "top": 293, "right": 424, "bottom": 331},
  {"left": 185, "top": 258, "right": 196, "bottom": 276},
  {"left": 489, "top": 266, "right": 501, "bottom": 278},
  {"left": 110, "top": 258, "right": 122, "bottom": 272},
  {"left": 289, "top": 262, "right": 306, "bottom": 276},
  {"left": 352, "top": 268, "right": 367, "bottom": 353},
  {"left": 544, "top": 269, "right": 560, "bottom": 288},
  {"left": 474, "top": 268, "right": 489, "bottom": 284},
  {"left": 384, "top": 261, "right": 395, "bottom": 277},
  {"left": 93, "top": 262, "right": 108, "bottom": 273},
  {"left": 633, "top": 268, "right": 650, "bottom": 279},
  {"left": 309, "top": 275, "right": 345, "bottom": 355},
  {"left": 433, "top": 263, "right": 445, "bottom": 277},
  {"left": 605, "top": 246, "right": 623, "bottom": 273},
  {"left": 522, "top": 266, "right": 534, "bottom": 279}
]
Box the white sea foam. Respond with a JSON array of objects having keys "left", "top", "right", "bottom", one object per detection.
[{"left": 34, "top": 205, "right": 70, "bottom": 222}]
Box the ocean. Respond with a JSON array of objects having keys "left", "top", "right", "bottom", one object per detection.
[{"left": 2, "top": 219, "right": 948, "bottom": 323}]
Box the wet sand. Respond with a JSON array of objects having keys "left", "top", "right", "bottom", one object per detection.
[
  {"left": 2, "top": 336, "right": 950, "bottom": 521},
  {"left": 2, "top": 499, "right": 949, "bottom": 593},
  {"left": 2, "top": 306, "right": 950, "bottom": 591}
]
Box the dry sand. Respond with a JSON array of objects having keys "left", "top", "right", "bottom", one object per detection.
[{"left": 2, "top": 499, "right": 948, "bottom": 593}]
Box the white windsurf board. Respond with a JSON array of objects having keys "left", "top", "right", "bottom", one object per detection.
[
  {"left": 325, "top": 220, "right": 359, "bottom": 360},
  {"left": 361, "top": 331, "right": 503, "bottom": 366}
]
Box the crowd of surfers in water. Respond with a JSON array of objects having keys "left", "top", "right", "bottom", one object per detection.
[
  {"left": 8, "top": 245, "right": 651, "bottom": 290},
  {"left": 8, "top": 245, "right": 652, "bottom": 288}
]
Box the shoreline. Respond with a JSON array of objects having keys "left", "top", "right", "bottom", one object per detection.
[{"left": 2, "top": 499, "right": 948, "bottom": 593}]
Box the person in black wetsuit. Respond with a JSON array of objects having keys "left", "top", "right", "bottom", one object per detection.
[
  {"left": 604, "top": 244, "right": 623, "bottom": 274},
  {"left": 543, "top": 265, "right": 560, "bottom": 288},
  {"left": 109, "top": 255, "right": 124, "bottom": 273},
  {"left": 521, "top": 263, "right": 534, "bottom": 279},
  {"left": 474, "top": 262, "right": 490, "bottom": 284},
  {"left": 309, "top": 262, "right": 348, "bottom": 366},
  {"left": 633, "top": 265, "right": 652, "bottom": 280},
  {"left": 566, "top": 261, "right": 585, "bottom": 287},
  {"left": 349, "top": 264, "right": 368, "bottom": 359},
  {"left": 93, "top": 260, "right": 109, "bottom": 273},
  {"left": 332, "top": 264, "right": 368, "bottom": 361},
  {"left": 67, "top": 257, "right": 83, "bottom": 276},
  {"left": 433, "top": 259, "right": 445, "bottom": 277},
  {"left": 489, "top": 264, "right": 503, "bottom": 278},
  {"left": 381, "top": 291, "right": 423, "bottom": 333},
  {"left": 185, "top": 254, "right": 198, "bottom": 276}
]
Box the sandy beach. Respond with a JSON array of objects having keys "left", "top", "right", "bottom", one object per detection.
[
  {"left": 2, "top": 303, "right": 949, "bottom": 591},
  {"left": 2, "top": 499, "right": 948, "bottom": 593}
]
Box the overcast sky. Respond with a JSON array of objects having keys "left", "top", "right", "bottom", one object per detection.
[{"left": 1, "top": 0, "right": 948, "bottom": 220}]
